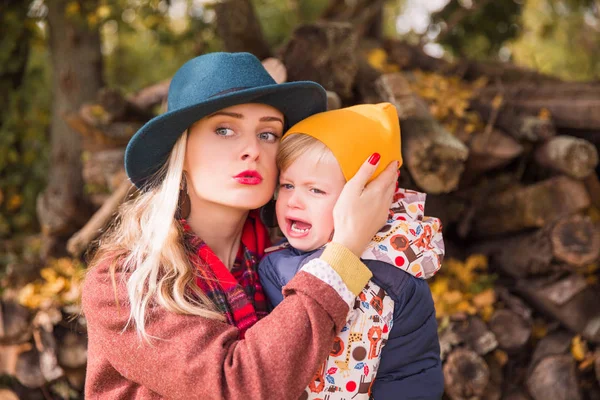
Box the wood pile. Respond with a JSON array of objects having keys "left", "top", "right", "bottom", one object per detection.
[{"left": 3, "top": 19, "right": 600, "bottom": 400}]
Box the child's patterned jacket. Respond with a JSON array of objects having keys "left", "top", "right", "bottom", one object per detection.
[{"left": 258, "top": 189, "right": 445, "bottom": 400}]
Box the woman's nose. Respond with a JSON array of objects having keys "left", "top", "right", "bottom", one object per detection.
[{"left": 241, "top": 136, "right": 260, "bottom": 161}]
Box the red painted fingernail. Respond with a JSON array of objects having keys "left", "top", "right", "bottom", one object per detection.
[{"left": 368, "top": 153, "right": 381, "bottom": 165}]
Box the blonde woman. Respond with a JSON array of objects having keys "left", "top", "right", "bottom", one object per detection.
[{"left": 81, "top": 52, "right": 398, "bottom": 399}]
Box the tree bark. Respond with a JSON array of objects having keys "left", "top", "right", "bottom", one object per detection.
[
  {"left": 471, "top": 99, "right": 556, "bottom": 142},
  {"left": 0, "top": 0, "right": 30, "bottom": 115},
  {"left": 471, "top": 214, "right": 600, "bottom": 278},
  {"left": 281, "top": 22, "right": 359, "bottom": 100},
  {"left": 476, "top": 83, "right": 600, "bottom": 130},
  {"left": 321, "top": 0, "right": 386, "bottom": 39},
  {"left": 472, "top": 176, "right": 591, "bottom": 237},
  {"left": 382, "top": 39, "right": 559, "bottom": 84},
  {"left": 214, "top": 0, "right": 271, "bottom": 60},
  {"left": 38, "top": 0, "right": 104, "bottom": 255},
  {"left": 375, "top": 72, "right": 469, "bottom": 193},
  {"left": 516, "top": 275, "right": 600, "bottom": 343}
]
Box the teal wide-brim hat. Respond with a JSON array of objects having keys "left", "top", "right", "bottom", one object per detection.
[{"left": 124, "top": 52, "right": 327, "bottom": 189}]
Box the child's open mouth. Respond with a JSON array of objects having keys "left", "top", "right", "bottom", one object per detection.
[{"left": 287, "top": 219, "right": 312, "bottom": 237}]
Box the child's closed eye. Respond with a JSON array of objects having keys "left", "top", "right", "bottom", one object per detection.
[{"left": 310, "top": 187, "right": 326, "bottom": 195}]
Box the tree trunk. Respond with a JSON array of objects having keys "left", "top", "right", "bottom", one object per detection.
[
  {"left": 0, "top": 0, "right": 30, "bottom": 113},
  {"left": 281, "top": 22, "right": 359, "bottom": 100},
  {"left": 37, "top": 0, "right": 104, "bottom": 256},
  {"left": 214, "top": 0, "right": 271, "bottom": 60}
]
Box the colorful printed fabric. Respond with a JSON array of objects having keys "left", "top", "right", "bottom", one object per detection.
[
  {"left": 180, "top": 210, "right": 269, "bottom": 339},
  {"left": 362, "top": 188, "right": 445, "bottom": 279},
  {"left": 301, "top": 281, "right": 394, "bottom": 400}
]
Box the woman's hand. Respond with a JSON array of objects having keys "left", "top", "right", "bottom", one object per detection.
[{"left": 332, "top": 154, "right": 398, "bottom": 256}]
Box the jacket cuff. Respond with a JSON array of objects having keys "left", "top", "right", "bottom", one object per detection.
[{"left": 320, "top": 242, "right": 372, "bottom": 296}]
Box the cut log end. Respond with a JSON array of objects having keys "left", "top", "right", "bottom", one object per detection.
[
  {"left": 488, "top": 309, "right": 532, "bottom": 353},
  {"left": 535, "top": 136, "right": 599, "bottom": 179},
  {"left": 444, "top": 348, "right": 490, "bottom": 400},
  {"left": 527, "top": 354, "right": 581, "bottom": 400},
  {"left": 551, "top": 214, "right": 600, "bottom": 267}
]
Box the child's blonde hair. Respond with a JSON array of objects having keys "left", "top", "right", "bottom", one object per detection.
[{"left": 276, "top": 133, "right": 341, "bottom": 175}]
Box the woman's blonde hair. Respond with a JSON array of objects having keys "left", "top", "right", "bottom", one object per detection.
[
  {"left": 277, "top": 133, "right": 339, "bottom": 173},
  {"left": 87, "top": 131, "right": 224, "bottom": 343}
]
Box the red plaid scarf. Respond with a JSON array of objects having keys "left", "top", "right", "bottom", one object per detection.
[{"left": 180, "top": 210, "right": 270, "bottom": 338}]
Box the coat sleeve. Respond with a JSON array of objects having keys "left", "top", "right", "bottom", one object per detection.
[
  {"left": 82, "top": 244, "right": 370, "bottom": 400},
  {"left": 362, "top": 188, "right": 445, "bottom": 280},
  {"left": 257, "top": 254, "right": 285, "bottom": 307},
  {"left": 367, "top": 261, "right": 444, "bottom": 400}
]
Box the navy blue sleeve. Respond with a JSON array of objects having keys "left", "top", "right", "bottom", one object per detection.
[
  {"left": 366, "top": 260, "right": 444, "bottom": 400},
  {"left": 258, "top": 254, "right": 286, "bottom": 307}
]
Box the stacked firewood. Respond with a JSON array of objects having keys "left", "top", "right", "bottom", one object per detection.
[{"left": 4, "top": 20, "right": 600, "bottom": 399}]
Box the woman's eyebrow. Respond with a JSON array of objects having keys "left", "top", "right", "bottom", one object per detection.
[
  {"left": 207, "top": 111, "right": 242, "bottom": 119},
  {"left": 207, "top": 112, "right": 283, "bottom": 125},
  {"left": 260, "top": 116, "right": 284, "bottom": 125}
]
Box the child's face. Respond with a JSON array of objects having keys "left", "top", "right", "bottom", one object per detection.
[{"left": 276, "top": 152, "right": 346, "bottom": 252}]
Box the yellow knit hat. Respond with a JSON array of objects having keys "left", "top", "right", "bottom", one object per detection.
[{"left": 282, "top": 102, "right": 402, "bottom": 181}]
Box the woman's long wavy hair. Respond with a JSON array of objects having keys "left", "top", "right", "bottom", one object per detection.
[{"left": 87, "top": 131, "right": 224, "bottom": 343}]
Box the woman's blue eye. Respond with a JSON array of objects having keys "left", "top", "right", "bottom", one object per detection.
[
  {"left": 258, "top": 132, "right": 279, "bottom": 142},
  {"left": 216, "top": 127, "right": 234, "bottom": 136}
]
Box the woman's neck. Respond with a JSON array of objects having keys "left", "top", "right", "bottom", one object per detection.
[{"left": 186, "top": 201, "right": 248, "bottom": 269}]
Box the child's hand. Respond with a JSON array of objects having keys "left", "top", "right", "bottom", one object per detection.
[{"left": 331, "top": 153, "right": 398, "bottom": 256}]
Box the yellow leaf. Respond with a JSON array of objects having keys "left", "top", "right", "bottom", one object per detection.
[
  {"left": 40, "top": 267, "right": 58, "bottom": 283},
  {"left": 538, "top": 108, "right": 552, "bottom": 120},
  {"left": 96, "top": 5, "right": 111, "bottom": 19},
  {"left": 367, "top": 48, "right": 388, "bottom": 72},
  {"left": 7, "top": 194, "right": 23, "bottom": 211},
  {"left": 465, "top": 254, "right": 488, "bottom": 271},
  {"left": 532, "top": 319, "right": 548, "bottom": 339},
  {"left": 87, "top": 13, "right": 99, "bottom": 28},
  {"left": 473, "top": 288, "right": 496, "bottom": 309},
  {"left": 442, "top": 290, "right": 463, "bottom": 305},
  {"left": 65, "top": 2, "right": 80, "bottom": 17},
  {"left": 456, "top": 300, "right": 477, "bottom": 315},
  {"left": 429, "top": 277, "right": 449, "bottom": 297},
  {"left": 491, "top": 94, "right": 504, "bottom": 110},
  {"left": 480, "top": 304, "right": 495, "bottom": 322},
  {"left": 571, "top": 335, "right": 588, "bottom": 361},
  {"left": 18, "top": 283, "right": 43, "bottom": 309},
  {"left": 494, "top": 350, "right": 508, "bottom": 366}
]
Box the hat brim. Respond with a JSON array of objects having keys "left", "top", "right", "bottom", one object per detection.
[{"left": 125, "top": 81, "right": 326, "bottom": 188}]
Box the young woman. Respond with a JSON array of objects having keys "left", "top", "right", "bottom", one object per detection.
[{"left": 81, "top": 52, "right": 398, "bottom": 399}]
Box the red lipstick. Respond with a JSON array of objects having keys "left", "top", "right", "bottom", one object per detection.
[{"left": 234, "top": 170, "right": 263, "bottom": 185}]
